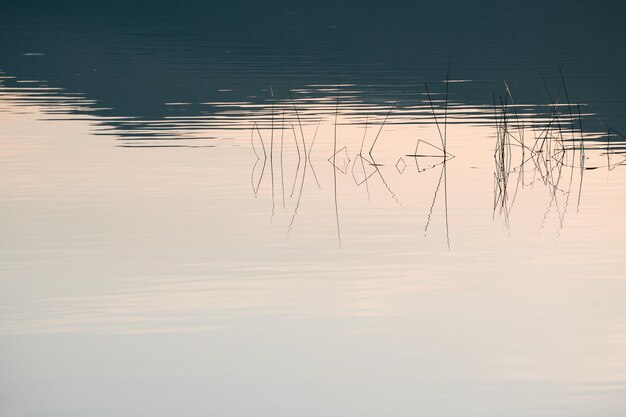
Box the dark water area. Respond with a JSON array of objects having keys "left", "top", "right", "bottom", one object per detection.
[{"left": 2, "top": 1, "right": 625, "bottom": 138}]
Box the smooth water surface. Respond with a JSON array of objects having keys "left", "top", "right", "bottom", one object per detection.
[{"left": 1, "top": 2, "right": 626, "bottom": 416}]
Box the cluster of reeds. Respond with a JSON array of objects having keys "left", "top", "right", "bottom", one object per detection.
[
  {"left": 491, "top": 69, "right": 597, "bottom": 231},
  {"left": 250, "top": 70, "right": 455, "bottom": 248},
  {"left": 250, "top": 66, "right": 625, "bottom": 243}
]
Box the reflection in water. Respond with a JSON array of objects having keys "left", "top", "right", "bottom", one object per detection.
[
  {"left": 249, "top": 82, "right": 456, "bottom": 247},
  {"left": 248, "top": 76, "right": 625, "bottom": 248},
  {"left": 492, "top": 77, "right": 626, "bottom": 234},
  {"left": 2, "top": 66, "right": 624, "bottom": 154},
  {"left": 607, "top": 128, "right": 626, "bottom": 169},
  {"left": 2, "top": 68, "right": 624, "bottom": 250},
  {"left": 333, "top": 84, "right": 342, "bottom": 247},
  {"left": 3, "top": 2, "right": 626, "bottom": 416},
  {"left": 2, "top": 65, "right": 626, "bottom": 417}
]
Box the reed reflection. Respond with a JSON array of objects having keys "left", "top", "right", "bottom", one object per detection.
[
  {"left": 249, "top": 74, "right": 625, "bottom": 248},
  {"left": 249, "top": 78, "right": 456, "bottom": 248},
  {"left": 492, "top": 74, "right": 626, "bottom": 234}
]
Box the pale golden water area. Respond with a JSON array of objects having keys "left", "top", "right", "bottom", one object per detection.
[{"left": 2, "top": 75, "right": 626, "bottom": 416}]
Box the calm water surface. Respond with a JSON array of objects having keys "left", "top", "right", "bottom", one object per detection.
[{"left": 1, "top": 2, "right": 626, "bottom": 416}]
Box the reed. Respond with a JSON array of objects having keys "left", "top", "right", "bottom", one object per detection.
[{"left": 368, "top": 90, "right": 405, "bottom": 157}]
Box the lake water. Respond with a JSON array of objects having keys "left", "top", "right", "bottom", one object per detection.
[{"left": 1, "top": 1, "right": 626, "bottom": 416}]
